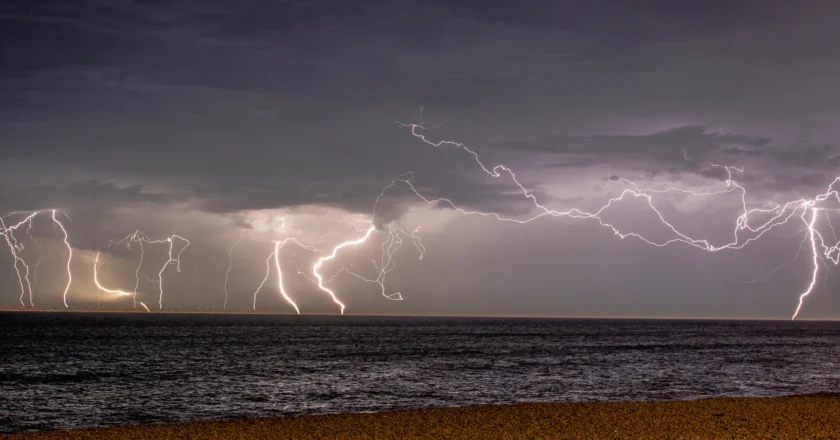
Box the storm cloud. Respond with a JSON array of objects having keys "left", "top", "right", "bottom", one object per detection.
[{"left": 2, "top": 0, "right": 840, "bottom": 318}]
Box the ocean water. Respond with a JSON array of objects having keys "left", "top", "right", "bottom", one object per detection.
[{"left": 1, "top": 313, "right": 839, "bottom": 433}]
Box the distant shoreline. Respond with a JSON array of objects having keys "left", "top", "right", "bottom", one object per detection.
[
  {"left": 4, "top": 393, "right": 840, "bottom": 439},
  {"left": 1, "top": 309, "right": 835, "bottom": 321}
]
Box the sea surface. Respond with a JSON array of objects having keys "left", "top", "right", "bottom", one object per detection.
[{"left": 1, "top": 312, "right": 839, "bottom": 433}]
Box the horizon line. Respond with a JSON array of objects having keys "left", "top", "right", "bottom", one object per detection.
[{"left": 0, "top": 308, "right": 836, "bottom": 322}]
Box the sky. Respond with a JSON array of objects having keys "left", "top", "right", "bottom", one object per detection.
[{"left": 2, "top": 0, "right": 840, "bottom": 318}]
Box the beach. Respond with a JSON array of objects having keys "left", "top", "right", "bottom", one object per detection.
[{"left": 4, "top": 393, "right": 839, "bottom": 439}]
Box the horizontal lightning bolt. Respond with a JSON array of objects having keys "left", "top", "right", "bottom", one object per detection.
[
  {"left": 5, "top": 115, "right": 839, "bottom": 320},
  {"left": 395, "top": 118, "right": 840, "bottom": 320}
]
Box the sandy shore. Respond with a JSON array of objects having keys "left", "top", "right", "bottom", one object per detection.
[{"left": 4, "top": 393, "right": 840, "bottom": 439}]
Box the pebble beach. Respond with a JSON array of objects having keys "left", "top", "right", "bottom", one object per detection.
[{"left": 4, "top": 393, "right": 840, "bottom": 439}]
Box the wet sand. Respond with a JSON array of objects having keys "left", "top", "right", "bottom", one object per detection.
[{"left": 4, "top": 393, "right": 840, "bottom": 439}]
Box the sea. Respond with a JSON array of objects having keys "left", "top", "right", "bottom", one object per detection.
[{"left": 1, "top": 312, "right": 839, "bottom": 433}]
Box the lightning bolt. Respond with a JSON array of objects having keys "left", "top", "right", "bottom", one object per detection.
[
  {"left": 110, "top": 231, "right": 189, "bottom": 310},
  {"left": 157, "top": 235, "right": 189, "bottom": 310},
  {"left": 251, "top": 234, "right": 321, "bottom": 313},
  {"left": 5, "top": 115, "right": 839, "bottom": 320},
  {"left": 252, "top": 250, "right": 275, "bottom": 312},
  {"left": 1, "top": 210, "right": 73, "bottom": 308},
  {"left": 110, "top": 231, "right": 152, "bottom": 309},
  {"left": 93, "top": 252, "right": 134, "bottom": 297},
  {"left": 138, "top": 301, "right": 150, "bottom": 313},
  {"left": 311, "top": 226, "right": 376, "bottom": 315},
  {"left": 318, "top": 225, "right": 425, "bottom": 302},
  {"left": 224, "top": 233, "right": 244, "bottom": 310},
  {"left": 0, "top": 212, "right": 37, "bottom": 307},
  {"left": 304, "top": 176, "right": 428, "bottom": 314},
  {"left": 792, "top": 207, "right": 821, "bottom": 319},
  {"left": 392, "top": 118, "right": 840, "bottom": 320},
  {"left": 243, "top": 214, "right": 403, "bottom": 315},
  {"left": 132, "top": 239, "right": 145, "bottom": 309},
  {"left": 273, "top": 241, "right": 298, "bottom": 314},
  {"left": 51, "top": 210, "right": 73, "bottom": 308}
]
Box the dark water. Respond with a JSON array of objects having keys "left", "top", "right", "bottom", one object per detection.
[{"left": 1, "top": 313, "right": 839, "bottom": 433}]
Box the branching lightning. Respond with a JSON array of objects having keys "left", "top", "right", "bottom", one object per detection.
[
  {"left": 5, "top": 114, "right": 840, "bottom": 320},
  {"left": 251, "top": 235, "right": 321, "bottom": 314},
  {"left": 303, "top": 177, "right": 428, "bottom": 314},
  {"left": 391, "top": 119, "right": 840, "bottom": 319},
  {"left": 156, "top": 236, "right": 189, "bottom": 310},
  {"left": 109, "top": 231, "right": 190, "bottom": 310},
  {"left": 312, "top": 226, "right": 374, "bottom": 315},
  {"left": 793, "top": 207, "right": 821, "bottom": 319},
  {"left": 0, "top": 213, "right": 37, "bottom": 307},
  {"left": 316, "top": 224, "right": 425, "bottom": 302},
  {"left": 1, "top": 210, "right": 74, "bottom": 308}
]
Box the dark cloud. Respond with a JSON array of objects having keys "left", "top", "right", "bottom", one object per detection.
[
  {"left": 494, "top": 126, "right": 766, "bottom": 159},
  {"left": 493, "top": 126, "right": 840, "bottom": 194},
  {"left": 766, "top": 172, "right": 830, "bottom": 193},
  {"left": 0, "top": 180, "right": 175, "bottom": 213}
]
